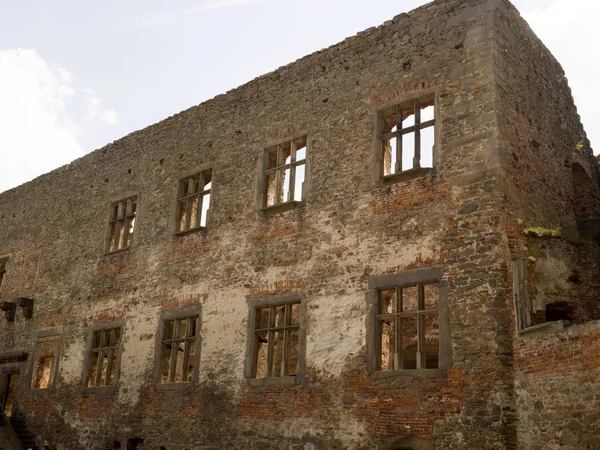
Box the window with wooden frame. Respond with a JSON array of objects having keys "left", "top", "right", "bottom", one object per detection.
[
  {"left": 106, "top": 196, "right": 137, "bottom": 253},
  {"left": 245, "top": 294, "right": 305, "bottom": 386},
  {"left": 262, "top": 136, "right": 307, "bottom": 210},
  {"left": 367, "top": 268, "right": 450, "bottom": 377},
  {"left": 176, "top": 169, "right": 212, "bottom": 233},
  {"left": 84, "top": 326, "right": 122, "bottom": 390},
  {"left": 376, "top": 94, "right": 435, "bottom": 181},
  {"left": 378, "top": 282, "right": 439, "bottom": 371},
  {"left": 0, "top": 257, "right": 7, "bottom": 291},
  {"left": 158, "top": 315, "right": 199, "bottom": 384}
]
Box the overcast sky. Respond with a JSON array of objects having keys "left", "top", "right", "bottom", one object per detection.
[{"left": 0, "top": 0, "right": 597, "bottom": 193}]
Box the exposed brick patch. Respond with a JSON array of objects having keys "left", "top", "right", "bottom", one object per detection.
[
  {"left": 256, "top": 208, "right": 308, "bottom": 242},
  {"left": 249, "top": 280, "right": 303, "bottom": 298},
  {"left": 370, "top": 177, "right": 451, "bottom": 215}
]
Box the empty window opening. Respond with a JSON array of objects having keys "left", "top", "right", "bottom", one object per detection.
[
  {"left": 86, "top": 327, "right": 121, "bottom": 388},
  {"left": 177, "top": 169, "right": 212, "bottom": 232},
  {"left": 264, "top": 137, "right": 307, "bottom": 208},
  {"left": 32, "top": 342, "right": 57, "bottom": 389},
  {"left": 378, "top": 283, "right": 439, "bottom": 371},
  {"left": 545, "top": 302, "right": 572, "bottom": 322},
  {"left": 159, "top": 316, "right": 198, "bottom": 383},
  {"left": 252, "top": 302, "right": 300, "bottom": 378},
  {"left": 2, "top": 373, "right": 20, "bottom": 417},
  {"left": 0, "top": 257, "right": 7, "bottom": 291},
  {"left": 379, "top": 96, "right": 435, "bottom": 177},
  {"left": 106, "top": 196, "right": 137, "bottom": 253}
]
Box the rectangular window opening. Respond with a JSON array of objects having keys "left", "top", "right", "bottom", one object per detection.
[
  {"left": 158, "top": 316, "right": 198, "bottom": 384},
  {"left": 251, "top": 301, "right": 301, "bottom": 379},
  {"left": 31, "top": 338, "right": 60, "bottom": 391},
  {"left": 176, "top": 169, "right": 212, "bottom": 233},
  {"left": 377, "top": 281, "right": 440, "bottom": 372},
  {"left": 85, "top": 327, "right": 121, "bottom": 389},
  {"left": 263, "top": 137, "right": 307, "bottom": 208},
  {"left": 378, "top": 95, "right": 435, "bottom": 178},
  {"left": 106, "top": 196, "right": 137, "bottom": 253}
]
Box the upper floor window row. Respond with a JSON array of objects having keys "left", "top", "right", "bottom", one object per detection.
[{"left": 101, "top": 93, "right": 436, "bottom": 253}]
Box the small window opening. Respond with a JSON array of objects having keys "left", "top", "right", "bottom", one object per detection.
[
  {"left": 2, "top": 373, "right": 20, "bottom": 417},
  {"left": 32, "top": 342, "right": 57, "bottom": 389},
  {"left": 106, "top": 196, "right": 137, "bottom": 253},
  {"left": 264, "top": 137, "right": 307, "bottom": 207},
  {"left": 379, "top": 96, "right": 435, "bottom": 177},
  {"left": 176, "top": 169, "right": 212, "bottom": 232},
  {"left": 252, "top": 302, "right": 300, "bottom": 378},
  {"left": 545, "top": 302, "right": 571, "bottom": 322}
]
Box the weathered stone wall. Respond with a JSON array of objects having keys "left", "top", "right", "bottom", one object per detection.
[
  {"left": 0, "top": 0, "right": 596, "bottom": 449},
  {"left": 514, "top": 320, "right": 600, "bottom": 450},
  {"left": 494, "top": 0, "right": 600, "bottom": 231},
  {"left": 494, "top": 5, "right": 600, "bottom": 449}
]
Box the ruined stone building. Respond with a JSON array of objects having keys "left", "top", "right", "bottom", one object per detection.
[{"left": 1, "top": 0, "right": 600, "bottom": 448}]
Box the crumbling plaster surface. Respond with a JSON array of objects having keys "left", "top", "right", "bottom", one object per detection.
[{"left": 529, "top": 254, "right": 570, "bottom": 313}]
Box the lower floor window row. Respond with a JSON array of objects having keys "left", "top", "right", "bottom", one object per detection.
[{"left": 27, "top": 268, "right": 448, "bottom": 391}]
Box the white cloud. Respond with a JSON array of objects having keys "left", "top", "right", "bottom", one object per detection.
[
  {"left": 101, "top": 109, "right": 119, "bottom": 124},
  {"left": 0, "top": 49, "right": 118, "bottom": 193},
  {"left": 84, "top": 94, "right": 119, "bottom": 124},
  {"left": 524, "top": 0, "right": 600, "bottom": 153},
  {"left": 85, "top": 96, "right": 101, "bottom": 120},
  {"left": 0, "top": 49, "right": 83, "bottom": 193},
  {"left": 131, "top": 0, "right": 262, "bottom": 27}
]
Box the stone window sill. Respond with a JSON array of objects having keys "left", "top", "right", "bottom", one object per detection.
[
  {"left": 378, "top": 167, "right": 433, "bottom": 186},
  {"left": 103, "top": 246, "right": 131, "bottom": 257},
  {"left": 154, "top": 382, "right": 195, "bottom": 392},
  {"left": 260, "top": 201, "right": 303, "bottom": 217},
  {"left": 80, "top": 386, "right": 118, "bottom": 396},
  {"left": 174, "top": 226, "right": 207, "bottom": 237},
  {"left": 518, "top": 320, "right": 570, "bottom": 338},
  {"left": 373, "top": 368, "right": 447, "bottom": 380},
  {"left": 246, "top": 375, "right": 308, "bottom": 388},
  {"left": 28, "top": 387, "right": 57, "bottom": 396}
]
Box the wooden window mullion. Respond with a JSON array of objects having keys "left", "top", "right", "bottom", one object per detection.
[
  {"left": 395, "top": 104, "right": 403, "bottom": 173},
  {"left": 94, "top": 350, "right": 103, "bottom": 387},
  {"left": 266, "top": 306, "right": 276, "bottom": 377},
  {"left": 280, "top": 303, "right": 290, "bottom": 376},
  {"left": 194, "top": 173, "right": 205, "bottom": 228},
  {"left": 168, "top": 322, "right": 179, "bottom": 383},
  {"left": 184, "top": 177, "right": 195, "bottom": 230},
  {"left": 105, "top": 329, "right": 116, "bottom": 385},
  {"left": 395, "top": 314, "right": 402, "bottom": 370},
  {"left": 413, "top": 100, "right": 421, "bottom": 169},
  {"left": 288, "top": 142, "right": 297, "bottom": 201},
  {"left": 416, "top": 285, "right": 426, "bottom": 369},
  {"left": 274, "top": 147, "right": 284, "bottom": 205},
  {"left": 182, "top": 318, "right": 193, "bottom": 381}
]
